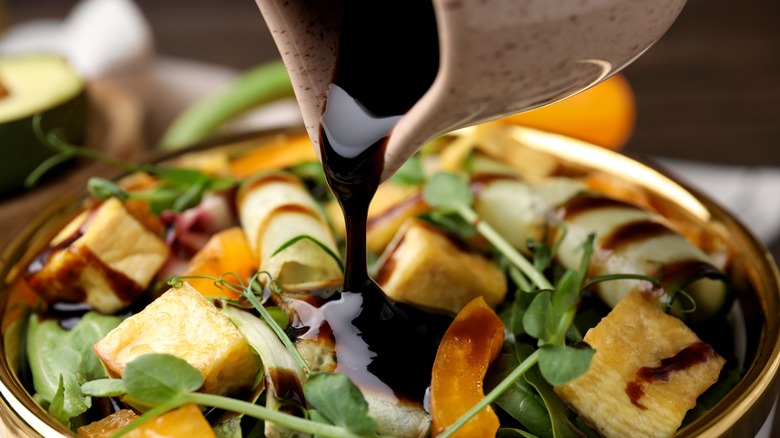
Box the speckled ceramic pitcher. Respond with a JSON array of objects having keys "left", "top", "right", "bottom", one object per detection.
[{"left": 255, "top": 0, "right": 686, "bottom": 179}]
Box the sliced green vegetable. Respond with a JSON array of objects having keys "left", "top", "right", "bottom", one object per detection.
[
  {"left": 223, "top": 305, "right": 307, "bottom": 435},
  {"left": 161, "top": 61, "right": 294, "bottom": 149},
  {"left": 223, "top": 306, "right": 303, "bottom": 376},
  {"left": 437, "top": 235, "right": 596, "bottom": 438},
  {"left": 214, "top": 416, "right": 243, "bottom": 438},
  {"left": 170, "top": 272, "right": 309, "bottom": 373}
]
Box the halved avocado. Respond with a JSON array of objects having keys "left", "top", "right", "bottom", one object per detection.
[{"left": 0, "top": 54, "right": 88, "bottom": 196}]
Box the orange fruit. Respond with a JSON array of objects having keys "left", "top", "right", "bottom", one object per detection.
[{"left": 499, "top": 73, "right": 636, "bottom": 150}]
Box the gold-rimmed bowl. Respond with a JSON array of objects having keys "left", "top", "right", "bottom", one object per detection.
[{"left": 0, "top": 126, "right": 778, "bottom": 437}]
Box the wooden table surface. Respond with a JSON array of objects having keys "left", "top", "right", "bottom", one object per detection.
[{"left": 2, "top": 0, "right": 780, "bottom": 433}]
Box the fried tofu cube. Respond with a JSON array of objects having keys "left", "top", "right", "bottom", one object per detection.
[
  {"left": 375, "top": 219, "right": 506, "bottom": 314},
  {"left": 555, "top": 292, "right": 725, "bottom": 438},
  {"left": 27, "top": 198, "right": 168, "bottom": 314},
  {"left": 93, "top": 282, "right": 260, "bottom": 396}
]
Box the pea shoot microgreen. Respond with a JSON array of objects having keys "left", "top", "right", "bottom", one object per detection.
[
  {"left": 528, "top": 224, "right": 567, "bottom": 273},
  {"left": 390, "top": 153, "right": 426, "bottom": 186},
  {"left": 584, "top": 273, "right": 699, "bottom": 315},
  {"left": 83, "top": 354, "right": 377, "bottom": 438},
  {"left": 521, "top": 342, "right": 590, "bottom": 438},
  {"left": 26, "top": 114, "right": 237, "bottom": 214},
  {"left": 51, "top": 150, "right": 709, "bottom": 438},
  {"left": 304, "top": 372, "right": 378, "bottom": 435},
  {"left": 423, "top": 172, "right": 552, "bottom": 290}
]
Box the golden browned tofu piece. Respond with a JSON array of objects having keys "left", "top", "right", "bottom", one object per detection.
[
  {"left": 555, "top": 292, "right": 725, "bottom": 438},
  {"left": 93, "top": 282, "right": 260, "bottom": 396},
  {"left": 375, "top": 219, "right": 506, "bottom": 314},
  {"left": 27, "top": 198, "right": 168, "bottom": 314}
]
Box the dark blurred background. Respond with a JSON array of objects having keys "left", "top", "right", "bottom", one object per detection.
[{"left": 5, "top": 0, "right": 779, "bottom": 165}]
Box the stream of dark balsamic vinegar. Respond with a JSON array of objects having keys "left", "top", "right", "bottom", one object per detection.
[{"left": 317, "top": 0, "right": 450, "bottom": 403}]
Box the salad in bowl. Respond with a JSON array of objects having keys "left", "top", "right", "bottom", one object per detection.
[{"left": 0, "top": 122, "right": 777, "bottom": 438}]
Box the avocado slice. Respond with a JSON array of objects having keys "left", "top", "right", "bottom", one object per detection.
[{"left": 0, "top": 54, "right": 88, "bottom": 196}]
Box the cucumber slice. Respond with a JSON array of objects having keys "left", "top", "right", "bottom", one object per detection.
[
  {"left": 0, "top": 54, "right": 88, "bottom": 195},
  {"left": 670, "top": 270, "right": 735, "bottom": 324}
]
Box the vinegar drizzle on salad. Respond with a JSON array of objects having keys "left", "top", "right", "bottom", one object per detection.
[{"left": 315, "top": 0, "right": 449, "bottom": 402}]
